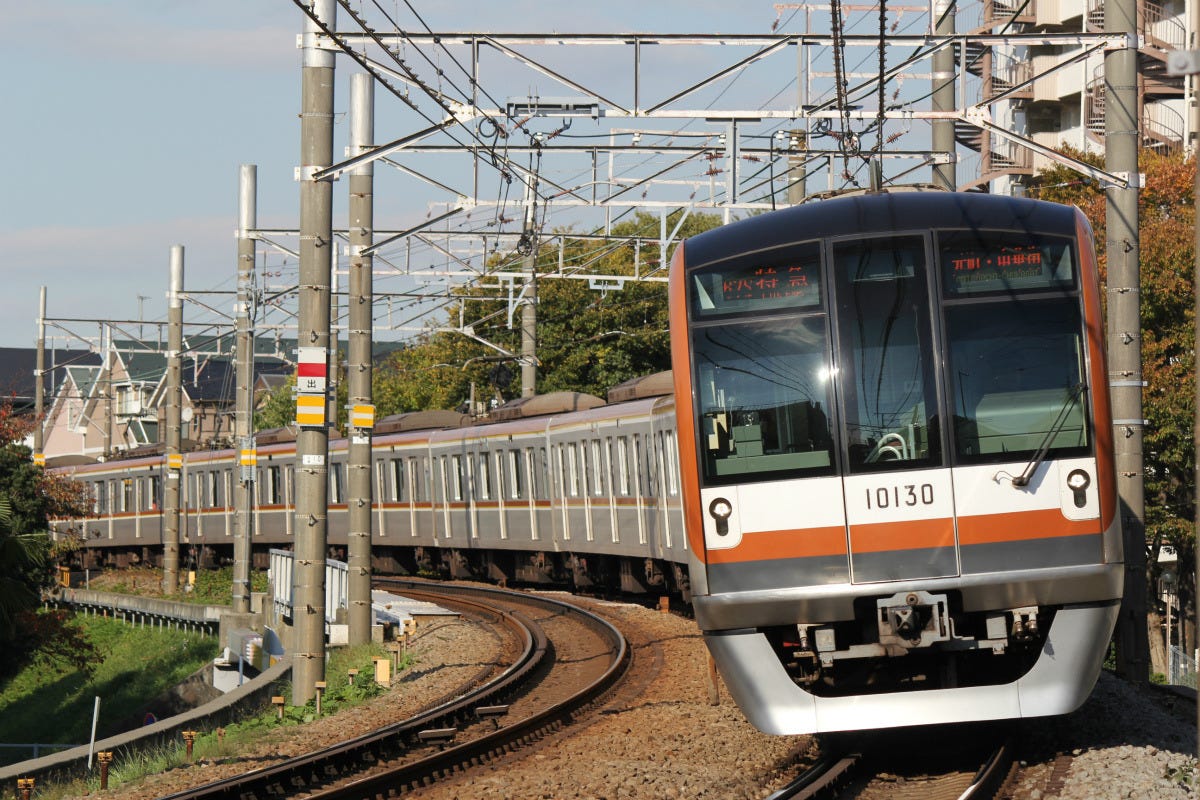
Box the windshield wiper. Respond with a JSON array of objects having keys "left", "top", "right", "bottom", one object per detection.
[{"left": 1011, "top": 382, "right": 1086, "bottom": 488}]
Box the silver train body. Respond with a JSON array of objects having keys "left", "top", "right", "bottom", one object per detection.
[{"left": 49, "top": 385, "right": 696, "bottom": 598}]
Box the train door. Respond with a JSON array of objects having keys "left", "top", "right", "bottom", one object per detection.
[{"left": 831, "top": 234, "right": 959, "bottom": 583}]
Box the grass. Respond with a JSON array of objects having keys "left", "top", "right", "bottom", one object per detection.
[
  {"left": 29, "top": 642, "right": 404, "bottom": 800},
  {"left": 89, "top": 565, "right": 270, "bottom": 606},
  {"left": 0, "top": 614, "right": 217, "bottom": 767}
]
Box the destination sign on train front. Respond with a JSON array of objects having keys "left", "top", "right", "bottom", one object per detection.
[
  {"left": 940, "top": 233, "right": 1075, "bottom": 295},
  {"left": 691, "top": 252, "right": 822, "bottom": 316}
]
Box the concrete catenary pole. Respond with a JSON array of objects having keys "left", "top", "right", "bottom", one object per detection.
[
  {"left": 520, "top": 176, "right": 539, "bottom": 398},
  {"left": 1192, "top": 0, "right": 1200, "bottom": 746},
  {"left": 931, "top": 0, "right": 956, "bottom": 190},
  {"left": 101, "top": 323, "right": 111, "bottom": 460},
  {"left": 347, "top": 72, "right": 375, "bottom": 645},
  {"left": 34, "top": 287, "right": 46, "bottom": 467},
  {"left": 294, "top": 0, "right": 336, "bottom": 705},
  {"left": 163, "top": 246, "right": 184, "bottom": 595},
  {"left": 1106, "top": 0, "right": 1149, "bottom": 682},
  {"left": 233, "top": 164, "right": 257, "bottom": 614}
]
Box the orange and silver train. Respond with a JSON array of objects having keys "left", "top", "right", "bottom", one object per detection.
[
  {"left": 669, "top": 189, "right": 1122, "bottom": 733},
  {"left": 48, "top": 190, "right": 1121, "bottom": 734}
]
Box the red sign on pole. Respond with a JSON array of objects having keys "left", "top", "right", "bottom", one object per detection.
[{"left": 297, "top": 347, "right": 327, "bottom": 393}]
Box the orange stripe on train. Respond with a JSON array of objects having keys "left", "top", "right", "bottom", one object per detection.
[
  {"left": 849, "top": 518, "right": 955, "bottom": 554},
  {"left": 706, "top": 525, "right": 847, "bottom": 564},
  {"left": 957, "top": 508, "right": 1098, "bottom": 545}
]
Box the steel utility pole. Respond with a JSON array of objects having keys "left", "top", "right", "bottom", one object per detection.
[
  {"left": 1106, "top": 0, "right": 1149, "bottom": 682},
  {"left": 294, "top": 0, "right": 336, "bottom": 705},
  {"left": 163, "top": 246, "right": 184, "bottom": 595},
  {"left": 347, "top": 72, "right": 375, "bottom": 645},
  {"left": 233, "top": 165, "right": 257, "bottom": 614}
]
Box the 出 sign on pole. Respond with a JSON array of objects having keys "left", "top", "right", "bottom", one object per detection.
[
  {"left": 167, "top": 453, "right": 183, "bottom": 470},
  {"left": 297, "top": 347, "right": 328, "bottom": 393},
  {"left": 296, "top": 394, "right": 326, "bottom": 427}
]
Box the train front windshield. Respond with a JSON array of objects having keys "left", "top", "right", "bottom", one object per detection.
[{"left": 688, "top": 227, "right": 1088, "bottom": 486}]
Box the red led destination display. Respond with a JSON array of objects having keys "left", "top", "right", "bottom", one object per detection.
[
  {"left": 941, "top": 235, "right": 1075, "bottom": 295},
  {"left": 692, "top": 257, "right": 822, "bottom": 316}
]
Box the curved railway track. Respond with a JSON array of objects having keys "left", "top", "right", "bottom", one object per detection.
[
  {"left": 767, "top": 729, "right": 1015, "bottom": 800},
  {"left": 155, "top": 580, "right": 629, "bottom": 800}
]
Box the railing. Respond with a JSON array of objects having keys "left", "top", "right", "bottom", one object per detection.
[
  {"left": 268, "top": 548, "right": 348, "bottom": 626},
  {"left": 1168, "top": 644, "right": 1197, "bottom": 688}
]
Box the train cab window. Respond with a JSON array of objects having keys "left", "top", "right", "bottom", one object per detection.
[
  {"left": 834, "top": 235, "right": 942, "bottom": 473},
  {"left": 939, "top": 229, "right": 1088, "bottom": 462},
  {"left": 944, "top": 296, "right": 1088, "bottom": 463},
  {"left": 538, "top": 447, "right": 548, "bottom": 499},
  {"left": 693, "top": 314, "right": 835, "bottom": 484}
]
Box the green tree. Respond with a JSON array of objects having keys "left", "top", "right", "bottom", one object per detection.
[
  {"left": 1029, "top": 147, "right": 1196, "bottom": 672},
  {"left": 372, "top": 210, "right": 722, "bottom": 413}
]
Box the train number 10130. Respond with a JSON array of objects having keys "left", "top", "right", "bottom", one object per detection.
[{"left": 865, "top": 483, "right": 935, "bottom": 510}]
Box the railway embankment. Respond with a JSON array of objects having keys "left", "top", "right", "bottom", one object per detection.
[{"left": 0, "top": 589, "right": 287, "bottom": 793}]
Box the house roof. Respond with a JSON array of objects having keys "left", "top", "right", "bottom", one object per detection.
[{"left": 0, "top": 347, "right": 101, "bottom": 408}]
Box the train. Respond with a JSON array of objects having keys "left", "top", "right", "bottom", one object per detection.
[{"left": 49, "top": 189, "right": 1122, "bottom": 735}]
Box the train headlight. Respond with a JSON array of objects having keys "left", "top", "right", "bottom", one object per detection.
[
  {"left": 1066, "top": 469, "right": 1091, "bottom": 508},
  {"left": 708, "top": 497, "right": 733, "bottom": 536}
]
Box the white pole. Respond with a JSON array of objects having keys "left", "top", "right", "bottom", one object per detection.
[{"left": 87, "top": 696, "right": 100, "bottom": 768}]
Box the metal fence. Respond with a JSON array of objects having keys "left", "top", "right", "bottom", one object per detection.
[
  {"left": 268, "top": 548, "right": 348, "bottom": 626},
  {"left": 1167, "top": 645, "right": 1197, "bottom": 688}
]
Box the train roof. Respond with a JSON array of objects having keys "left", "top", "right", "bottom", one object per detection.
[
  {"left": 606, "top": 370, "right": 672, "bottom": 403},
  {"left": 485, "top": 391, "right": 606, "bottom": 423},
  {"left": 682, "top": 191, "right": 1081, "bottom": 269}
]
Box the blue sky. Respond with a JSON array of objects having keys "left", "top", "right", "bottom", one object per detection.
[{"left": 0, "top": 2, "right": 916, "bottom": 351}]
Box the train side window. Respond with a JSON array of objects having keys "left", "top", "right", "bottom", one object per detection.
[
  {"left": 614, "top": 437, "right": 629, "bottom": 496},
  {"left": 449, "top": 455, "right": 463, "bottom": 501},
  {"left": 264, "top": 465, "right": 281, "bottom": 505},
  {"left": 554, "top": 445, "right": 566, "bottom": 499},
  {"left": 509, "top": 450, "right": 524, "bottom": 499},
  {"left": 147, "top": 475, "right": 161, "bottom": 510},
  {"left": 664, "top": 431, "right": 680, "bottom": 496},
  {"left": 329, "top": 463, "right": 343, "bottom": 504},
  {"left": 538, "top": 447, "right": 548, "bottom": 500},
  {"left": 567, "top": 443, "right": 580, "bottom": 497},
  {"left": 590, "top": 440, "right": 605, "bottom": 496},
  {"left": 478, "top": 452, "right": 491, "bottom": 500},
  {"left": 396, "top": 455, "right": 410, "bottom": 501},
  {"left": 413, "top": 457, "right": 427, "bottom": 502}
]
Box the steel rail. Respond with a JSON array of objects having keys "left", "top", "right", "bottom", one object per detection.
[{"left": 155, "top": 581, "right": 629, "bottom": 800}]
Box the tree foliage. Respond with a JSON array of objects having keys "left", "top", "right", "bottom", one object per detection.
[
  {"left": 0, "top": 399, "right": 91, "bottom": 669},
  {"left": 1028, "top": 147, "right": 1197, "bottom": 639},
  {"left": 367, "top": 210, "right": 722, "bottom": 414}
]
